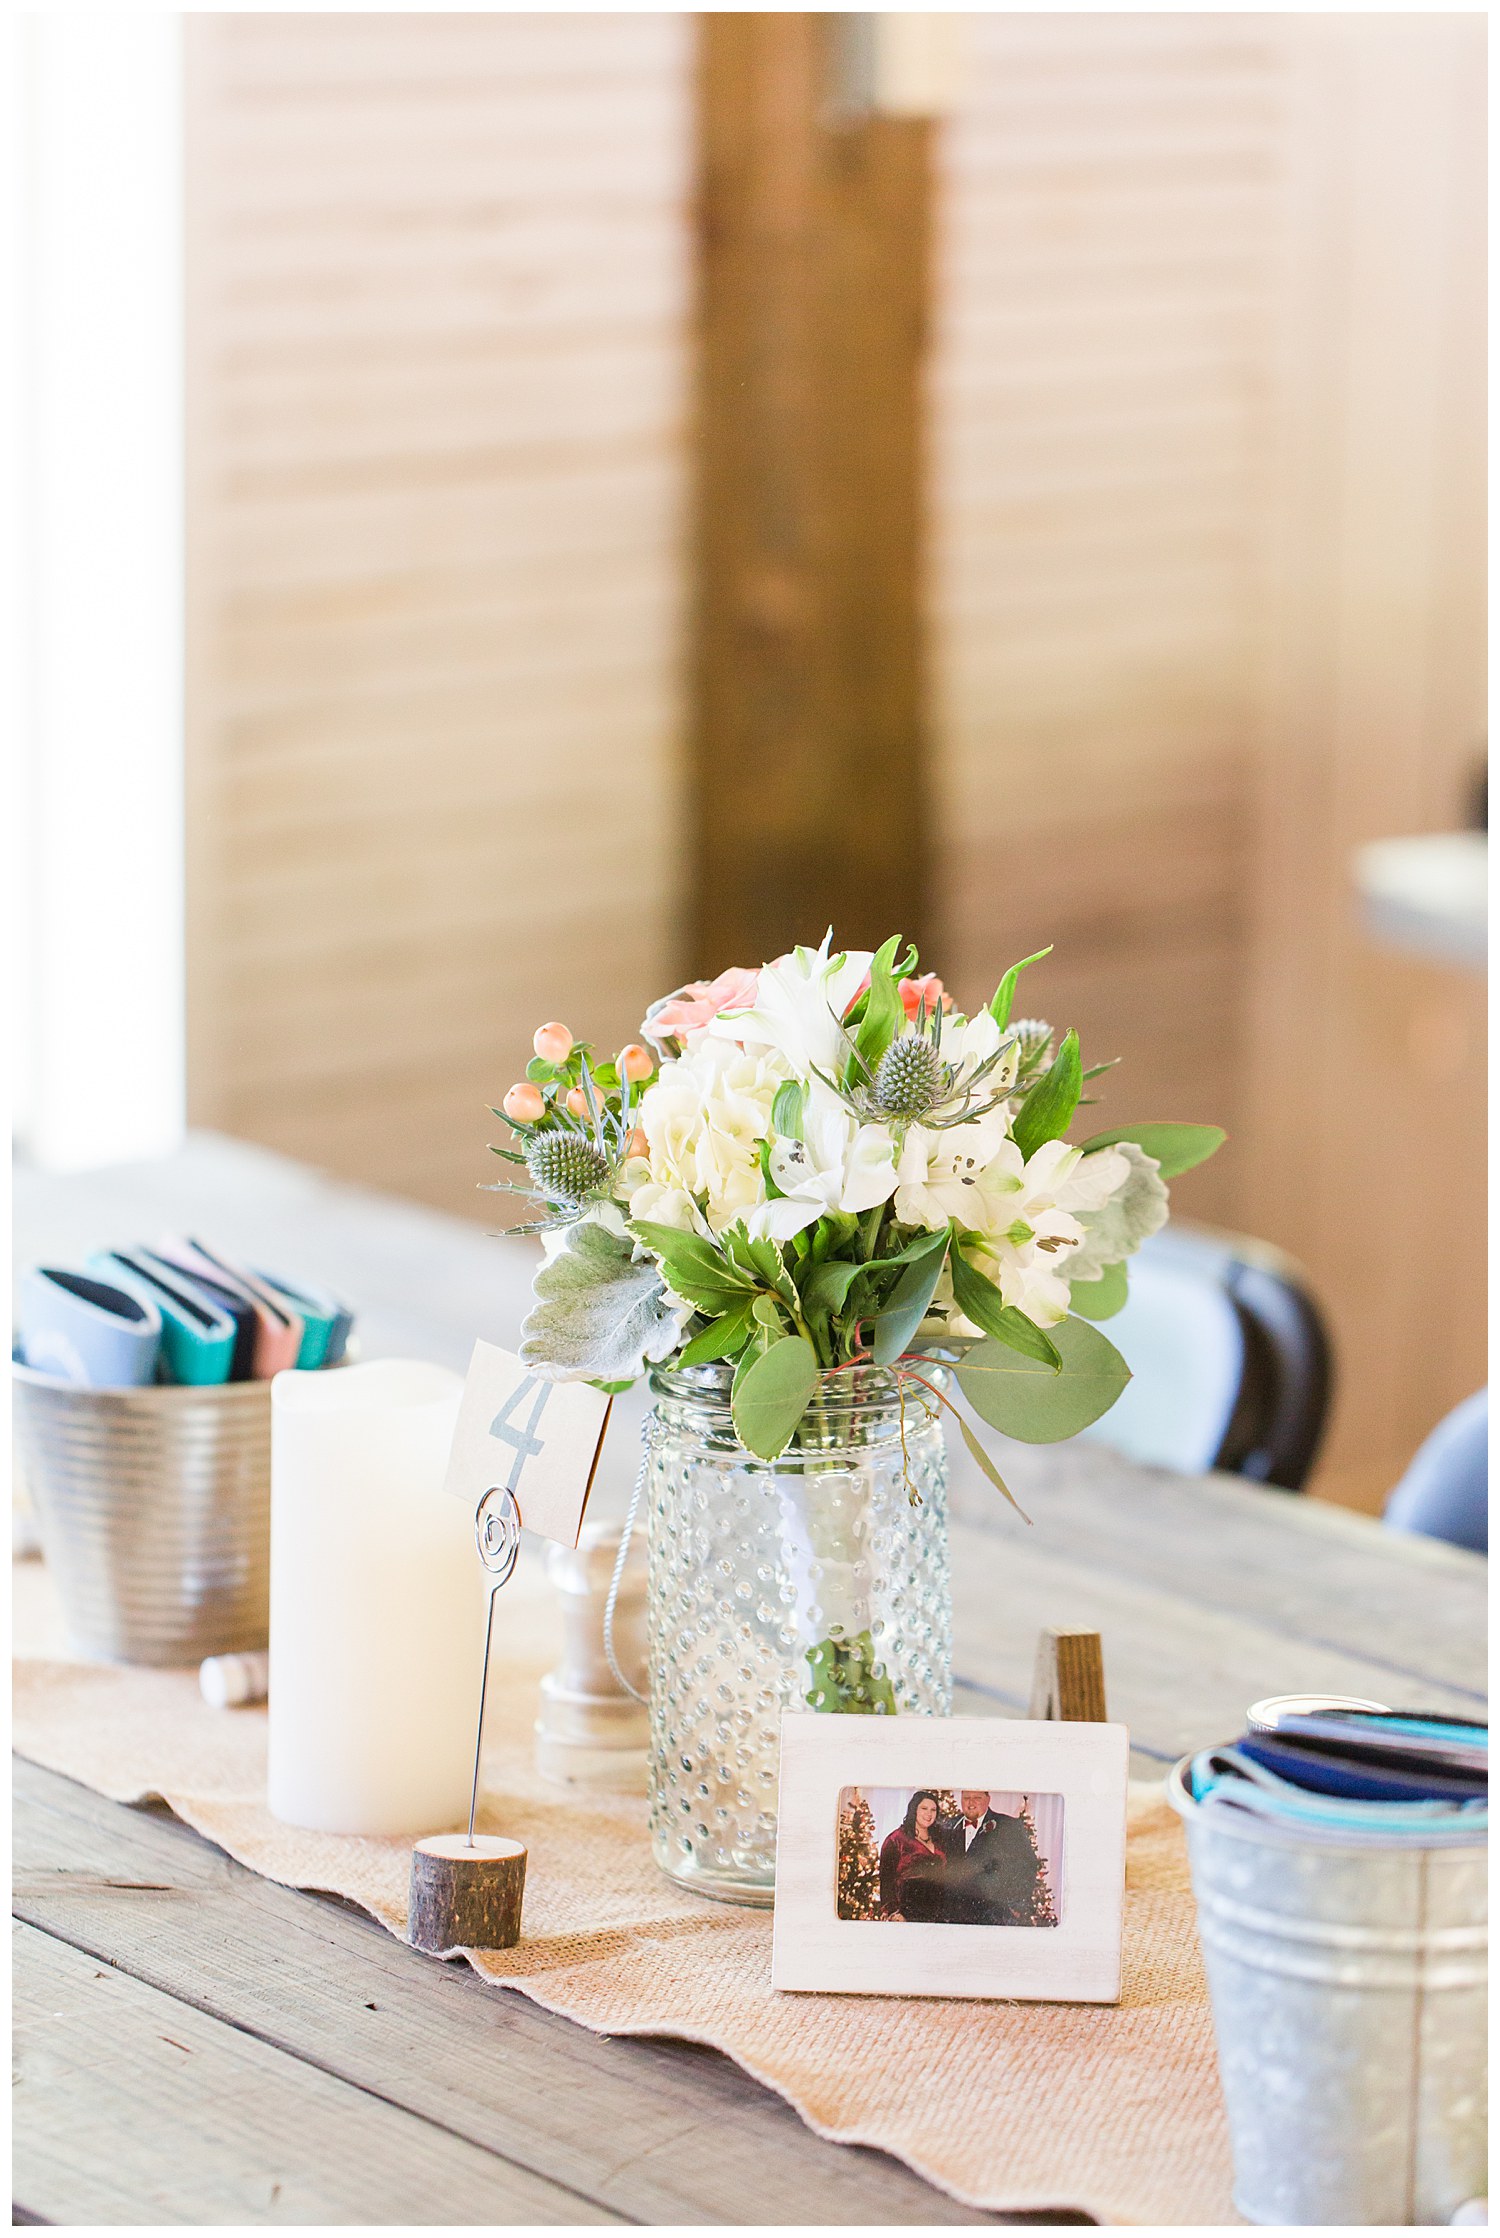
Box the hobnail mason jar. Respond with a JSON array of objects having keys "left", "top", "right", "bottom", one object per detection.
[{"left": 644, "top": 1361, "right": 952, "bottom": 1906}]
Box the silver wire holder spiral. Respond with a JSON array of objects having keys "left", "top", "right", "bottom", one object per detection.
[{"left": 465, "top": 1481, "right": 523, "bottom": 1847}]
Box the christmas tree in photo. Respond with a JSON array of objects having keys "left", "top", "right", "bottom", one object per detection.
[{"left": 836, "top": 1789, "right": 881, "bottom": 1920}]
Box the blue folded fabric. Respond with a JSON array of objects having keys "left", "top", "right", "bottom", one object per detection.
[
  {"left": 1238, "top": 1734, "right": 1486, "bottom": 1803},
  {"left": 1189, "top": 1745, "right": 1488, "bottom": 1846}
]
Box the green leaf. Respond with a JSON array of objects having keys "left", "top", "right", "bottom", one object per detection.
[
  {"left": 872, "top": 1228, "right": 950, "bottom": 1366},
  {"left": 1011, "top": 1028, "right": 1082, "bottom": 1161},
  {"left": 677, "top": 1301, "right": 755, "bottom": 1366},
  {"left": 628, "top": 1221, "right": 753, "bottom": 1311},
  {"left": 953, "top": 1408, "right": 1031, "bottom": 1521},
  {"left": 805, "top": 1630, "right": 898, "bottom": 1715},
  {"left": 722, "top": 1222, "right": 797, "bottom": 1304},
  {"left": 1069, "top": 1260, "right": 1128, "bottom": 1321},
  {"left": 731, "top": 1334, "right": 819, "bottom": 1459},
  {"left": 1077, "top": 1122, "right": 1227, "bottom": 1178},
  {"left": 525, "top": 1056, "right": 560, "bottom": 1084},
  {"left": 956, "top": 1314, "right": 1131, "bottom": 1443},
  {"left": 771, "top": 1079, "right": 806, "bottom": 1140},
  {"left": 799, "top": 1258, "right": 864, "bottom": 1320},
  {"left": 988, "top": 945, "right": 1052, "bottom": 1031},
  {"left": 948, "top": 1243, "right": 1062, "bottom": 1368},
  {"left": 853, "top": 935, "right": 909, "bottom": 1069}
]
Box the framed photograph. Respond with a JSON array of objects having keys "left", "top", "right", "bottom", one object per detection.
[{"left": 771, "top": 1714, "right": 1129, "bottom": 2003}]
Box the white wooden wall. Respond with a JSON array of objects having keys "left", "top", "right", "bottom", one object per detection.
[{"left": 185, "top": 14, "right": 691, "bottom": 1214}]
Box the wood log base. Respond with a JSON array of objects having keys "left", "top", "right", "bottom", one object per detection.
[{"left": 407, "top": 1834, "right": 527, "bottom": 1956}]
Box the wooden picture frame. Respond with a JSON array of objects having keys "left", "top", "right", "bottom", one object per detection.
[{"left": 771, "top": 1714, "right": 1129, "bottom": 2002}]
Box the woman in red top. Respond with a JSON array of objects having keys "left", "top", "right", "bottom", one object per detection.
[{"left": 878, "top": 1790, "right": 947, "bottom": 1921}]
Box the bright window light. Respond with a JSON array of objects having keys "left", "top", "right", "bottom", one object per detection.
[{"left": 8, "top": 13, "right": 184, "bottom": 1171}]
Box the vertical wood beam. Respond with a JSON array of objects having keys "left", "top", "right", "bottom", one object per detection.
[{"left": 689, "top": 14, "right": 932, "bottom": 972}]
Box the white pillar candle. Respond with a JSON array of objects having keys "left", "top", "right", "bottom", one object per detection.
[{"left": 267, "top": 1359, "right": 484, "bottom": 1836}]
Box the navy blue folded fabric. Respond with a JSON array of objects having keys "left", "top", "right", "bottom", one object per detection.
[{"left": 1238, "top": 1734, "right": 1488, "bottom": 1804}]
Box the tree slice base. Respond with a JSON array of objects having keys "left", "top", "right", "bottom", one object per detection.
[{"left": 407, "top": 1833, "right": 527, "bottom": 1955}]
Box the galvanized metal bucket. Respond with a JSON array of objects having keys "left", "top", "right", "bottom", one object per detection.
[
  {"left": 1169, "top": 1757, "right": 1487, "bottom": 2226},
  {"left": 12, "top": 1361, "right": 271, "bottom": 1666}
]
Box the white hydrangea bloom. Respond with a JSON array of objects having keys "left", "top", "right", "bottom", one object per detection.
[{"left": 626, "top": 1036, "right": 787, "bottom": 1237}]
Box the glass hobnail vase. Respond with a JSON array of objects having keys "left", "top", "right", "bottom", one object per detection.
[{"left": 643, "top": 1361, "right": 952, "bottom": 1906}]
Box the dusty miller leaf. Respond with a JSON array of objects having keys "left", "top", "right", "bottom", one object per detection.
[{"left": 520, "top": 1219, "right": 691, "bottom": 1384}]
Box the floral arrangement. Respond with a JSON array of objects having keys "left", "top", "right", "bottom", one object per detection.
[{"left": 491, "top": 935, "right": 1223, "bottom": 1501}]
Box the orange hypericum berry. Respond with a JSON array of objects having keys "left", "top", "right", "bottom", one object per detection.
[
  {"left": 502, "top": 1083, "right": 545, "bottom": 1124},
  {"left": 533, "top": 1021, "right": 574, "bottom": 1065},
  {"left": 619, "top": 1043, "right": 654, "bottom": 1083},
  {"left": 565, "top": 1087, "right": 589, "bottom": 1118}
]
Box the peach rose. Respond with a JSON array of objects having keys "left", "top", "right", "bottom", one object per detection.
[
  {"left": 643, "top": 965, "right": 761, "bottom": 1050},
  {"left": 842, "top": 969, "right": 952, "bottom": 1021}
]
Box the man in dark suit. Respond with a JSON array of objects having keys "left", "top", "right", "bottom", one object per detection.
[{"left": 935, "top": 1790, "right": 1042, "bottom": 1925}]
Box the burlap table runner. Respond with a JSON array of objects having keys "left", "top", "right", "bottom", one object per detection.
[{"left": 13, "top": 1554, "right": 1236, "bottom": 2225}]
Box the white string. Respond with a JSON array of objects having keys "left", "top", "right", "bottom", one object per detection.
[{"left": 602, "top": 1418, "right": 651, "bottom": 1704}]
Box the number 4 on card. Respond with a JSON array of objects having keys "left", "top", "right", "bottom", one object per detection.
[{"left": 443, "top": 1340, "right": 612, "bottom": 1549}]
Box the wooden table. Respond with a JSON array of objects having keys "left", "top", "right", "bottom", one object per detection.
[{"left": 13, "top": 1134, "right": 1487, "bottom": 2226}]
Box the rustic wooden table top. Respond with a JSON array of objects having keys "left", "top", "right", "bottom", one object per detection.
[{"left": 13, "top": 1133, "right": 1487, "bottom": 2227}]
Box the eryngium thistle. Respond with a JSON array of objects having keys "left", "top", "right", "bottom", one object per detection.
[
  {"left": 872, "top": 1031, "right": 944, "bottom": 1119},
  {"left": 525, "top": 1129, "right": 612, "bottom": 1211}
]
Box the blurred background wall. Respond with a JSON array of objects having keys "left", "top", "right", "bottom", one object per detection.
[{"left": 177, "top": 11, "right": 1484, "bottom": 1513}]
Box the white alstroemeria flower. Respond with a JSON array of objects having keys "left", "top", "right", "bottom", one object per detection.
[
  {"left": 708, "top": 933, "right": 872, "bottom": 1075},
  {"left": 627, "top": 1036, "right": 787, "bottom": 1237},
  {"left": 955, "top": 1137, "right": 1132, "bottom": 1328},
  {"left": 892, "top": 1109, "right": 1016, "bottom": 1233},
  {"left": 750, "top": 1083, "right": 898, "bottom": 1243}
]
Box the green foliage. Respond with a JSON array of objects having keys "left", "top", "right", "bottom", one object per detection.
[
  {"left": 1068, "top": 1260, "right": 1129, "bottom": 1321},
  {"left": 953, "top": 1407, "right": 1030, "bottom": 1519},
  {"left": 676, "top": 1301, "right": 756, "bottom": 1366},
  {"left": 948, "top": 1240, "right": 1062, "bottom": 1368},
  {"left": 1011, "top": 1028, "right": 1082, "bottom": 1161},
  {"left": 806, "top": 1630, "right": 897, "bottom": 1715},
  {"left": 852, "top": 934, "right": 914, "bottom": 1071},
  {"left": 730, "top": 1333, "right": 820, "bottom": 1458},
  {"left": 871, "top": 1227, "right": 950, "bottom": 1366},
  {"left": 1077, "top": 1122, "right": 1226, "bottom": 1178},
  {"left": 955, "top": 1314, "right": 1131, "bottom": 1443},
  {"left": 628, "top": 1221, "right": 752, "bottom": 1313},
  {"left": 771, "top": 1078, "right": 806, "bottom": 1140},
  {"left": 988, "top": 945, "right": 1052, "bottom": 1031}
]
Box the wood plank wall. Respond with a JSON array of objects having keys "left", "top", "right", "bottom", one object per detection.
[
  {"left": 184, "top": 14, "right": 691, "bottom": 1216},
  {"left": 928, "top": 13, "right": 1280, "bottom": 1226}
]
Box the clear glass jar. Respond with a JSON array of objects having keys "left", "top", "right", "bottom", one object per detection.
[{"left": 644, "top": 1362, "right": 952, "bottom": 1906}]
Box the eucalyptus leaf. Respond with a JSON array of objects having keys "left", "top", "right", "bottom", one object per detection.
[
  {"left": 731, "top": 1334, "right": 820, "bottom": 1459},
  {"left": 988, "top": 945, "right": 1052, "bottom": 1031},
  {"left": 956, "top": 1314, "right": 1131, "bottom": 1443},
  {"left": 1011, "top": 1028, "right": 1082, "bottom": 1161},
  {"left": 948, "top": 1242, "right": 1062, "bottom": 1369},
  {"left": 872, "top": 1228, "right": 950, "bottom": 1366},
  {"left": 1065, "top": 1141, "right": 1169, "bottom": 1283},
  {"left": 954, "top": 1409, "right": 1031, "bottom": 1521},
  {"left": 1069, "top": 1260, "right": 1128, "bottom": 1321},
  {"left": 520, "top": 1220, "right": 691, "bottom": 1383},
  {"left": 800, "top": 1258, "right": 864, "bottom": 1320},
  {"left": 1077, "top": 1121, "right": 1226, "bottom": 1178}
]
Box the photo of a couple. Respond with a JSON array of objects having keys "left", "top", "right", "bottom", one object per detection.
[{"left": 836, "top": 1786, "right": 1063, "bottom": 1927}]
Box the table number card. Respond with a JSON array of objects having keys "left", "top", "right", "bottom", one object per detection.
[{"left": 443, "top": 1339, "right": 612, "bottom": 1548}]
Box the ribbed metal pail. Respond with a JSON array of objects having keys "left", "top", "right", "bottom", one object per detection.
[
  {"left": 1169, "top": 1758, "right": 1486, "bottom": 2225},
  {"left": 13, "top": 1362, "right": 271, "bottom": 1666}
]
